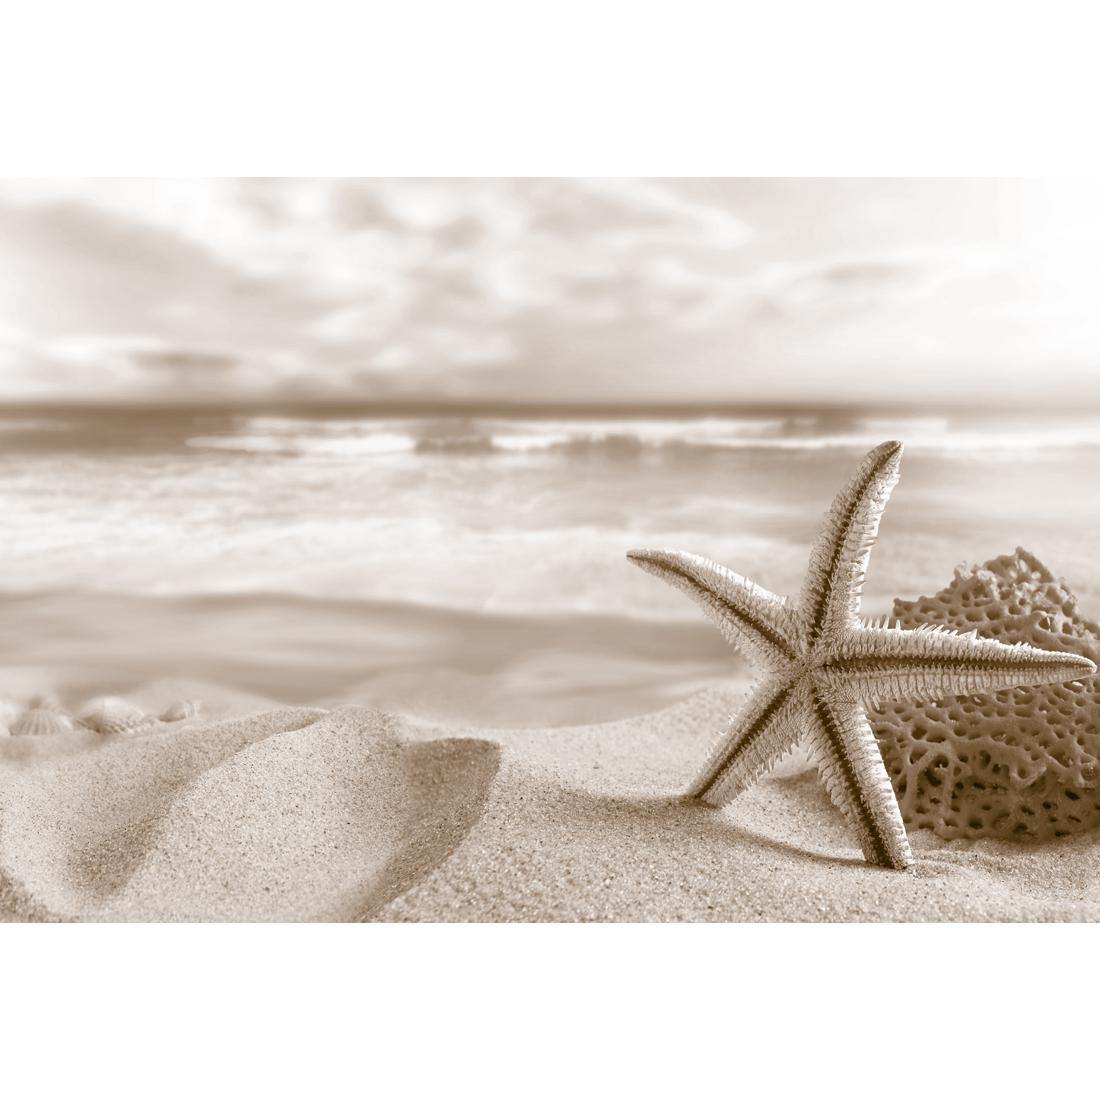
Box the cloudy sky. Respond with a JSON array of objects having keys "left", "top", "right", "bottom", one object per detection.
[{"left": 1, "top": 177, "right": 1098, "bottom": 406}]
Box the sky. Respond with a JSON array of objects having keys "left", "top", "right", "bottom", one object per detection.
[{"left": 1, "top": 177, "right": 1099, "bottom": 407}]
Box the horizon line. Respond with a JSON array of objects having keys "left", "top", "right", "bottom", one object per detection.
[{"left": 0, "top": 396, "right": 1093, "bottom": 417}]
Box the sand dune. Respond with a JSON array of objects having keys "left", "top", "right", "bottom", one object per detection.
[
  {"left": 3, "top": 683, "right": 1099, "bottom": 921},
  {"left": 0, "top": 701, "right": 499, "bottom": 922}
]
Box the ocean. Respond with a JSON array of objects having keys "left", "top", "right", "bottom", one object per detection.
[{"left": 2, "top": 405, "right": 1098, "bottom": 723}]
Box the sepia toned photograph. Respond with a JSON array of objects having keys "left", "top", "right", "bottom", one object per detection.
[{"left": 2, "top": 176, "right": 1099, "bottom": 922}]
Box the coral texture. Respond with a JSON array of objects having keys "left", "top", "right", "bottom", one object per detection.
[
  {"left": 629, "top": 443, "right": 1094, "bottom": 869},
  {"left": 870, "top": 548, "right": 1100, "bottom": 841}
]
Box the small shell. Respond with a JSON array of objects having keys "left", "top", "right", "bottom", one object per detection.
[
  {"left": 160, "top": 699, "right": 202, "bottom": 722},
  {"left": 0, "top": 698, "right": 21, "bottom": 734},
  {"left": 79, "top": 697, "right": 151, "bottom": 736},
  {"left": 28, "top": 694, "right": 65, "bottom": 713},
  {"left": 11, "top": 707, "right": 75, "bottom": 737}
]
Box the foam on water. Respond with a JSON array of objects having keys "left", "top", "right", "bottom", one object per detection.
[
  {"left": 3, "top": 406, "right": 1100, "bottom": 618},
  {"left": 182, "top": 411, "right": 1100, "bottom": 458},
  {"left": 187, "top": 431, "right": 418, "bottom": 456}
]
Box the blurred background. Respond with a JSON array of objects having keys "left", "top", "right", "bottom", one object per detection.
[{"left": 2, "top": 178, "right": 1099, "bottom": 724}]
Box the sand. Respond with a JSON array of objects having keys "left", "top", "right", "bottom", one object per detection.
[{"left": 3, "top": 679, "right": 1099, "bottom": 922}]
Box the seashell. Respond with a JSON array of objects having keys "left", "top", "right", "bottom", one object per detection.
[
  {"left": 10, "top": 707, "right": 75, "bottom": 737},
  {"left": 159, "top": 699, "right": 202, "bottom": 722},
  {"left": 28, "top": 694, "right": 65, "bottom": 713},
  {"left": 0, "top": 698, "right": 21, "bottom": 735},
  {"left": 78, "top": 697, "right": 152, "bottom": 736}
]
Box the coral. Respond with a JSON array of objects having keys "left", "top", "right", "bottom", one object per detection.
[
  {"left": 870, "top": 548, "right": 1100, "bottom": 841},
  {"left": 629, "top": 443, "right": 1093, "bottom": 869}
]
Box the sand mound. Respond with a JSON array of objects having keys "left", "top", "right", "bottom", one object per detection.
[
  {"left": 4, "top": 680, "right": 1100, "bottom": 921},
  {"left": 0, "top": 706, "right": 499, "bottom": 921}
]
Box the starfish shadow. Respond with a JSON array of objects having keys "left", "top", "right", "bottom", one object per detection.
[{"left": 549, "top": 787, "right": 874, "bottom": 871}]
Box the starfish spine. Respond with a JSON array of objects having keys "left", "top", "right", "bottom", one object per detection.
[
  {"left": 822, "top": 628, "right": 1094, "bottom": 702},
  {"left": 800, "top": 440, "right": 902, "bottom": 645},
  {"left": 689, "top": 676, "right": 801, "bottom": 804},
  {"left": 807, "top": 690, "right": 912, "bottom": 869},
  {"left": 626, "top": 549, "right": 796, "bottom": 669}
]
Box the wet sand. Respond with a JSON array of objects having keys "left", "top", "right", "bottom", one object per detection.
[{"left": 0, "top": 591, "right": 734, "bottom": 725}]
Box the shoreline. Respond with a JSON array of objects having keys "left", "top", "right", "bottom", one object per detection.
[{"left": 0, "top": 590, "right": 739, "bottom": 726}]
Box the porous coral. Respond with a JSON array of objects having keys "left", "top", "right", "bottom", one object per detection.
[{"left": 870, "top": 548, "right": 1100, "bottom": 840}]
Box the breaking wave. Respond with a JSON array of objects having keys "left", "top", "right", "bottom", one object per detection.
[{"left": 183, "top": 413, "right": 1100, "bottom": 459}]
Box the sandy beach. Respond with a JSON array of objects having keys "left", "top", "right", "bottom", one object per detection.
[
  {"left": 3, "top": 676, "right": 1098, "bottom": 922},
  {"left": 5, "top": 185, "right": 1100, "bottom": 923},
  {"left": 5, "top": 409, "right": 1100, "bottom": 921}
]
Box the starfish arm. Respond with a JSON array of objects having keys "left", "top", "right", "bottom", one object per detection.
[
  {"left": 798, "top": 440, "right": 903, "bottom": 646},
  {"left": 818, "top": 625, "right": 1096, "bottom": 703},
  {"left": 804, "top": 686, "right": 914, "bottom": 870},
  {"left": 689, "top": 675, "right": 806, "bottom": 806},
  {"left": 628, "top": 548, "right": 799, "bottom": 670}
]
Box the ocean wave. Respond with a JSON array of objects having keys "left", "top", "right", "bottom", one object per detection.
[
  {"left": 0, "top": 418, "right": 68, "bottom": 431},
  {"left": 186, "top": 432, "right": 418, "bottom": 456},
  {"left": 415, "top": 433, "right": 509, "bottom": 455},
  {"left": 182, "top": 413, "right": 1100, "bottom": 459}
]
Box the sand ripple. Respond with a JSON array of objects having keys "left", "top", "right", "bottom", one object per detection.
[
  {"left": 0, "top": 707, "right": 499, "bottom": 921},
  {"left": 4, "top": 685, "right": 1100, "bottom": 921}
]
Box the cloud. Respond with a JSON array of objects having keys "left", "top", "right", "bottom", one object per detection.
[
  {"left": 0, "top": 177, "right": 749, "bottom": 298},
  {"left": 0, "top": 178, "right": 758, "bottom": 402},
  {"left": 6, "top": 333, "right": 314, "bottom": 402},
  {"left": 2, "top": 178, "right": 1098, "bottom": 405},
  {"left": 728, "top": 247, "right": 1003, "bottom": 323}
]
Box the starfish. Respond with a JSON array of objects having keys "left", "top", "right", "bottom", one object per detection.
[{"left": 628, "top": 440, "right": 1095, "bottom": 869}]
